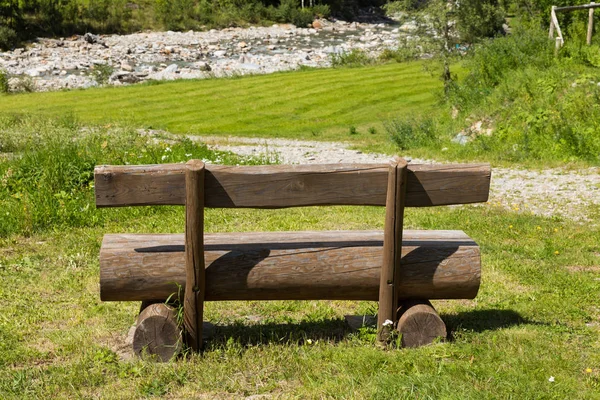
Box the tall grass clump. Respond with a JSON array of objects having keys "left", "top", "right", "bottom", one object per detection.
[
  {"left": 0, "top": 115, "right": 268, "bottom": 237},
  {"left": 385, "top": 116, "right": 438, "bottom": 150}
]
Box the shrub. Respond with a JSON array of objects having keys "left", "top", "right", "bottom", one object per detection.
[
  {"left": 0, "top": 26, "right": 18, "bottom": 50},
  {"left": 88, "top": 63, "right": 115, "bottom": 86},
  {"left": 312, "top": 4, "right": 331, "bottom": 18},
  {"left": 290, "top": 7, "right": 314, "bottom": 27}
]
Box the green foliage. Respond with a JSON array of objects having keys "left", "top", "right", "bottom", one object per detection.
[
  {"left": 0, "top": 25, "right": 17, "bottom": 50},
  {"left": 330, "top": 49, "right": 376, "bottom": 67},
  {"left": 0, "top": 116, "right": 264, "bottom": 236},
  {"left": 88, "top": 63, "right": 114, "bottom": 86},
  {"left": 386, "top": 20, "right": 600, "bottom": 164},
  {"left": 155, "top": 0, "right": 197, "bottom": 30},
  {"left": 456, "top": 0, "right": 506, "bottom": 42},
  {"left": 385, "top": 115, "right": 438, "bottom": 150},
  {"left": 312, "top": 3, "right": 331, "bottom": 18},
  {"left": 449, "top": 21, "right": 555, "bottom": 108},
  {"left": 0, "top": 69, "right": 8, "bottom": 93}
]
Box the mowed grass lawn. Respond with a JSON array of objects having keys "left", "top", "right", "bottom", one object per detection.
[{"left": 0, "top": 63, "right": 439, "bottom": 142}]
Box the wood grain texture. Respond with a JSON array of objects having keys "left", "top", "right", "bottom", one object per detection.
[
  {"left": 184, "top": 160, "right": 205, "bottom": 351},
  {"left": 133, "top": 303, "right": 182, "bottom": 362},
  {"left": 396, "top": 300, "right": 447, "bottom": 348},
  {"left": 94, "top": 162, "right": 491, "bottom": 208},
  {"left": 377, "top": 158, "right": 407, "bottom": 344},
  {"left": 99, "top": 230, "right": 481, "bottom": 302}
]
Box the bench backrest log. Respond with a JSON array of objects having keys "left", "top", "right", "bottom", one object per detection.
[
  {"left": 94, "top": 162, "right": 491, "bottom": 209},
  {"left": 94, "top": 159, "right": 491, "bottom": 350}
]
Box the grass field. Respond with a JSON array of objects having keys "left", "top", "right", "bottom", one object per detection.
[
  {"left": 1, "top": 65, "right": 599, "bottom": 398},
  {"left": 0, "top": 63, "right": 439, "bottom": 146},
  {"left": 1, "top": 203, "right": 599, "bottom": 398}
]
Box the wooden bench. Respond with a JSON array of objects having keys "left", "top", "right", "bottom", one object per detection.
[{"left": 95, "top": 158, "right": 490, "bottom": 361}]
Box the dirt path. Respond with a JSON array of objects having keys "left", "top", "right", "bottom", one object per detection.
[{"left": 196, "top": 135, "right": 600, "bottom": 222}]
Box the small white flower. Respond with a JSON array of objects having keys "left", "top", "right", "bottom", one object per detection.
[
  {"left": 185, "top": 153, "right": 192, "bottom": 157},
  {"left": 306, "top": 339, "right": 313, "bottom": 345},
  {"left": 548, "top": 376, "right": 555, "bottom": 382},
  {"left": 165, "top": 147, "right": 172, "bottom": 152},
  {"left": 161, "top": 155, "right": 168, "bottom": 161},
  {"left": 382, "top": 319, "right": 394, "bottom": 327}
]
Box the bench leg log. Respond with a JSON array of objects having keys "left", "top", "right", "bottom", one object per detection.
[
  {"left": 133, "top": 302, "right": 183, "bottom": 362},
  {"left": 396, "top": 300, "right": 446, "bottom": 348}
]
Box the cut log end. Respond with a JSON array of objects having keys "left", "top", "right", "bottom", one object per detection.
[
  {"left": 396, "top": 300, "right": 447, "bottom": 348},
  {"left": 133, "top": 303, "right": 182, "bottom": 362}
]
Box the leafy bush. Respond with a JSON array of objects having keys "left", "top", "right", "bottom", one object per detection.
[
  {"left": 0, "top": 25, "right": 18, "bottom": 50},
  {"left": 290, "top": 7, "right": 314, "bottom": 27},
  {"left": 456, "top": 0, "right": 506, "bottom": 42},
  {"left": 312, "top": 4, "right": 331, "bottom": 18}
]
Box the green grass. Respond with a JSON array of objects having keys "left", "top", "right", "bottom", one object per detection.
[
  {"left": 0, "top": 63, "right": 439, "bottom": 146},
  {"left": 0, "top": 204, "right": 599, "bottom": 398},
  {"left": 0, "top": 117, "right": 599, "bottom": 398}
]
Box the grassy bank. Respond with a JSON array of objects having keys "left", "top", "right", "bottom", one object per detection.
[{"left": 0, "top": 63, "right": 439, "bottom": 147}]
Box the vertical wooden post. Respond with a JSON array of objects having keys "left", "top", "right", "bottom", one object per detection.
[
  {"left": 377, "top": 157, "right": 408, "bottom": 345},
  {"left": 551, "top": 7, "right": 564, "bottom": 47},
  {"left": 588, "top": 3, "right": 595, "bottom": 45},
  {"left": 549, "top": 7, "right": 555, "bottom": 39},
  {"left": 184, "top": 160, "right": 205, "bottom": 352}
]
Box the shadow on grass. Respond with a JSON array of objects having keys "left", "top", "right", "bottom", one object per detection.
[
  {"left": 205, "top": 318, "right": 354, "bottom": 349},
  {"left": 201, "top": 309, "right": 546, "bottom": 350},
  {"left": 443, "top": 309, "right": 545, "bottom": 334}
]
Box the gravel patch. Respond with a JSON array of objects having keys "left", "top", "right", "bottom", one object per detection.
[{"left": 196, "top": 135, "right": 600, "bottom": 221}]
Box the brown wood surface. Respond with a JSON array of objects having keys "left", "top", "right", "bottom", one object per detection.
[
  {"left": 94, "top": 162, "right": 490, "bottom": 208},
  {"left": 396, "top": 300, "right": 447, "bottom": 348},
  {"left": 377, "top": 158, "right": 407, "bottom": 344},
  {"left": 133, "top": 303, "right": 182, "bottom": 362},
  {"left": 99, "top": 230, "right": 481, "bottom": 302},
  {"left": 184, "top": 160, "right": 205, "bottom": 351}
]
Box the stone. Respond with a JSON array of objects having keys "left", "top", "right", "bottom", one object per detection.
[
  {"left": 240, "top": 63, "right": 260, "bottom": 71},
  {"left": 214, "top": 50, "right": 227, "bottom": 57},
  {"left": 163, "top": 64, "right": 178, "bottom": 73},
  {"left": 312, "top": 20, "right": 323, "bottom": 30},
  {"left": 120, "top": 61, "right": 134, "bottom": 71},
  {"left": 25, "top": 69, "right": 40, "bottom": 77},
  {"left": 237, "top": 41, "right": 248, "bottom": 48}
]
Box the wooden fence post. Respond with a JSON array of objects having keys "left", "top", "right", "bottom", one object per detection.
[
  {"left": 184, "top": 160, "right": 206, "bottom": 352},
  {"left": 377, "top": 157, "right": 408, "bottom": 345},
  {"left": 549, "top": 6, "right": 556, "bottom": 39},
  {"left": 589, "top": 2, "right": 596, "bottom": 45}
]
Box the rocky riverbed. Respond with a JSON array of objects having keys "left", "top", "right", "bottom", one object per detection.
[{"left": 0, "top": 17, "right": 415, "bottom": 92}]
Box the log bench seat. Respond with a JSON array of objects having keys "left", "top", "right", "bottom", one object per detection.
[{"left": 95, "top": 158, "right": 491, "bottom": 360}]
